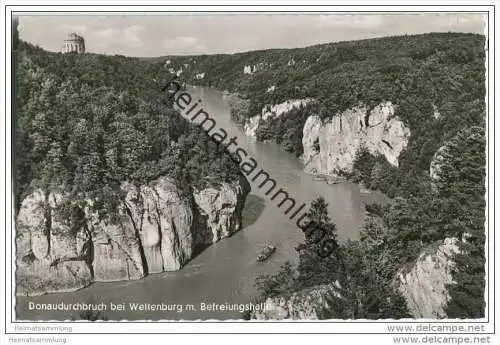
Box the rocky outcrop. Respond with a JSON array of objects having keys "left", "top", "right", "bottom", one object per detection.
[
  {"left": 251, "top": 238, "right": 460, "bottom": 320},
  {"left": 432, "top": 104, "right": 442, "bottom": 120},
  {"left": 243, "top": 62, "right": 268, "bottom": 75},
  {"left": 231, "top": 99, "right": 410, "bottom": 176},
  {"left": 120, "top": 179, "right": 196, "bottom": 274},
  {"left": 251, "top": 282, "right": 341, "bottom": 320},
  {"left": 15, "top": 177, "right": 249, "bottom": 296},
  {"left": 429, "top": 144, "right": 447, "bottom": 188},
  {"left": 244, "top": 99, "right": 314, "bottom": 137},
  {"left": 16, "top": 191, "right": 93, "bottom": 296},
  {"left": 397, "top": 238, "right": 460, "bottom": 318},
  {"left": 193, "top": 177, "right": 247, "bottom": 243},
  {"left": 302, "top": 101, "right": 410, "bottom": 176}
]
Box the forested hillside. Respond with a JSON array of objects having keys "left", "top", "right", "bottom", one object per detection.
[
  {"left": 15, "top": 41, "right": 241, "bottom": 218},
  {"left": 157, "top": 33, "right": 486, "bottom": 319},
  {"left": 14, "top": 32, "right": 487, "bottom": 319},
  {"left": 163, "top": 33, "right": 485, "bottom": 177}
]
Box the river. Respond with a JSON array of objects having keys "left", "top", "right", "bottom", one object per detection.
[{"left": 16, "top": 87, "right": 386, "bottom": 321}]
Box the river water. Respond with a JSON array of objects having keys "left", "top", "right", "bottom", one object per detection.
[{"left": 16, "top": 87, "right": 385, "bottom": 321}]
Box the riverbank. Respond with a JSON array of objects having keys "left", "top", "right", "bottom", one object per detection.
[{"left": 16, "top": 87, "right": 387, "bottom": 321}]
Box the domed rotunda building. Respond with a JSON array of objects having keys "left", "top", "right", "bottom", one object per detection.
[{"left": 61, "top": 33, "right": 85, "bottom": 54}]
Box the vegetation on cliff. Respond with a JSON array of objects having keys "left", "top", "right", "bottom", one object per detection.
[
  {"left": 255, "top": 124, "right": 486, "bottom": 319},
  {"left": 160, "top": 33, "right": 485, "bottom": 165},
  {"left": 255, "top": 102, "right": 322, "bottom": 157},
  {"left": 211, "top": 33, "right": 485, "bottom": 319},
  {"left": 15, "top": 41, "right": 242, "bottom": 219},
  {"left": 255, "top": 197, "right": 411, "bottom": 319},
  {"left": 16, "top": 31, "right": 486, "bottom": 318}
]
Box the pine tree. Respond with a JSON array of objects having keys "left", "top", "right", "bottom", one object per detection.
[
  {"left": 295, "top": 197, "right": 341, "bottom": 289},
  {"left": 439, "top": 127, "right": 486, "bottom": 318}
]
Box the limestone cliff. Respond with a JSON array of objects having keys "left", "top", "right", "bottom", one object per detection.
[
  {"left": 251, "top": 283, "right": 341, "bottom": 320},
  {"left": 429, "top": 144, "right": 447, "bottom": 186},
  {"left": 243, "top": 99, "right": 314, "bottom": 137},
  {"left": 250, "top": 237, "right": 460, "bottom": 320},
  {"left": 302, "top": 101, "right": 411, "bottom": 176},
  {"left": 16, "top": 191, "right": 93, "bottom": 296},
  {"left": 229, "top": 99, "right": 410, "bottom": 176},
  {"left": 15, "top": 177, "right": 249, "bottom": 296},
  {"left": 193, "top": 178, "right": 247, "bottom": 243},
  {"left": 397, "top": 238, "right": 460, "bottom": 318}
]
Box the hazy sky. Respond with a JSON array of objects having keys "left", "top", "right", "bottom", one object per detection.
[{"left": 17, "top": 13, "right": 486, "bottom": 57}]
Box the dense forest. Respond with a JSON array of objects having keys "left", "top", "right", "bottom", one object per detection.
[
  {"left": 158, "top": 33, "right": 485, "bottom": 165},
  {"left": 14, "top": 41, "right": 242, "bottom": 219},
  {"left": 158, "top": 33, "right": 486, "bottom": 319},
  {"left": 251, "top": 124, "right": 485, "bottom": 319},
  {"left": 251, "top": 197, "right": 411, "bottom": 319},
  {"left": 14, "top": 31, "right": 487, "bottom": 319}
]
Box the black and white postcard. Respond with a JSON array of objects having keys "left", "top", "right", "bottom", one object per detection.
[{"left": 1, "top": 1, "right": 497, "bottom": 344}]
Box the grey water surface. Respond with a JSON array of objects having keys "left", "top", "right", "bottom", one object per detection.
[{"left": 16, "top": 87, "right": 385, "bottom": 321}]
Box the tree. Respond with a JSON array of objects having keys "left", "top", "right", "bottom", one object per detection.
[
  {"left": 255, "top": 197, "right": 410, "bottom": 320},
  {"left": 308, "top": 197, "right": 330, "bottom": 223},
  {"left": 320, "top": 240, "right": 410, "bottom": 320},
  {"left": 16, "top": 41, "right": 244, "bottom": 223},
  {"left": 255, "top": 261, "right": 296, "bottom": 298},
  {"left": 439, "top": 127, "right": 486, "bottom": 318}
]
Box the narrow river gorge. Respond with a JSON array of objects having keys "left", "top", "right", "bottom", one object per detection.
[{"left": 16, "top": 87, "right": 386, "bottom": 321}]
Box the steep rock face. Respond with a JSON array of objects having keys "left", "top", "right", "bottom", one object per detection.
[
  {"left": 16, "top": 191, "right": 93, "bottom": 296},
  {"left": 193, "top": 176, "right": 249, "bottom": 243},
  {"left": 15, "top": 177, "right": 249, "bottom": 295},
  {"left": 251, "top": 283, "right": 341, "bottom": 320},
  {"left": 302, "top": 102, "right": 410, "bottom": 176},
  {"left": 243, "top": 62, "right": 268, "bottom": 75},
  {"left": 121, "top": 178, "right": 196, "bottom": 274},
  {"left": 244, "top": 98, "right": 313, "bottom": 137},
  {"left": 397, "top": 238, "right": 460, "bottom": 318}
]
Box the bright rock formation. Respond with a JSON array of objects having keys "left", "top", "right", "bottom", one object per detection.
[
  {"left": 302, "top": 101, "right": 411, "bottom": 176},
  {"left": 15, "top": 177, "right": 249, "bottom": 296},
  {"left": 244, "top": 99, "right": 314, "bottom": 137},
  {"left": 397, "top": 238, "right": 460, "bottom": 318},
  {"left": 243, "top": 63, "right": 267, "bottom": 75},
  {"left": 251, "top": 283, "right": 341, "bottom": 320},
  {"left": 429, "top": 144, "right": 447, "bottom": 186}
]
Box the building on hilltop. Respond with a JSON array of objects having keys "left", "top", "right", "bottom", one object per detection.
[{"left": 61, "top": 33, "right": 85, "bottom": 54}]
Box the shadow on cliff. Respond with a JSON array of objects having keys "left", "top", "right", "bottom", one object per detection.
[
  {"left": 241, "top": 194, "right": 266, "bottom": 229},
  {"left": 190, "top": 194, "right": 266, "bottom": 260}
]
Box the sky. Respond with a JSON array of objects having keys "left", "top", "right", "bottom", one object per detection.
[{"left": 16, "top": 13, "right": 486, "bottom": 57}]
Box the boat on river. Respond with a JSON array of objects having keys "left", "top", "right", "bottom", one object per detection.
[
  {"left": 326, "top": 177, "right": 344, "bottom": 185},
  {"left": 312, "top": 175, "right": 327, "bottom": 181},
  {"left": 257, "top": 244, "right": 276, "bottom": 262},
  {"left": 313, "top": 174, "right": 344, "bottom": 184}
]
